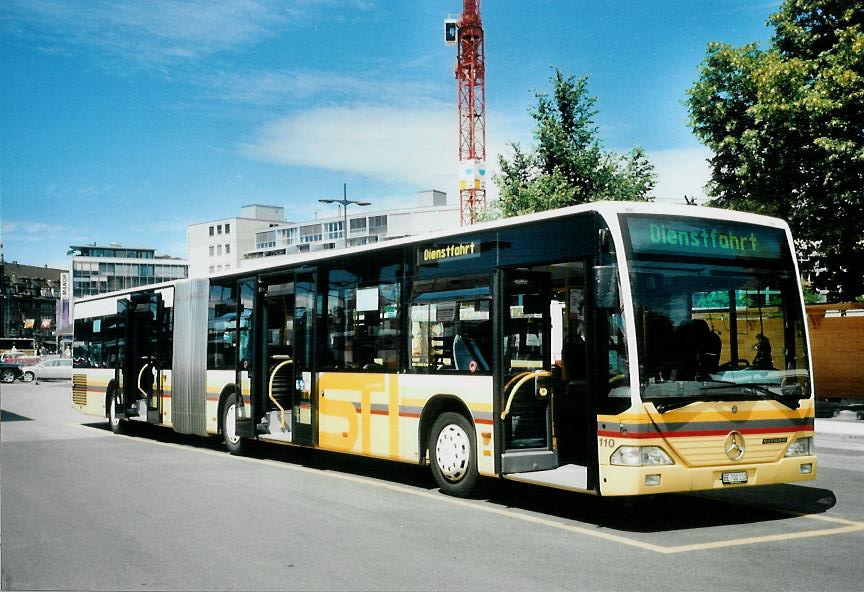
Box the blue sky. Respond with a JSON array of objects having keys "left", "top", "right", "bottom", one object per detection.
[{"left": 1, "top": 0, "right": 781, "bottom": 269}]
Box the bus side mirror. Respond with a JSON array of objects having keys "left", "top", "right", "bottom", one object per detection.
[{"left": 593, "top": 265, "right": 619, "bottom": 310}]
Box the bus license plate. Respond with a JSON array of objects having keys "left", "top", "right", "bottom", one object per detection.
[{"left": 722, "top": 471, "right": 748, "bottom": 484}]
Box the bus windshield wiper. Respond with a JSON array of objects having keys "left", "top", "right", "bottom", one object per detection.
[
  {"left": 697, "top": 381, "right": 800, "bottom": 410},
  {"left": 649, "top": 381, "right": 801, "bottom": 413},
  {"left": 654, "top": 398, "right": 701, "bottom": 413},
  {"left": 651, "top": 390, "right": 755, "bottom": 413}
]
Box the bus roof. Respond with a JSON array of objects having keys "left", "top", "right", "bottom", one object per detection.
[
  {"left": 227, "top": 201, "right": 791, "bottom": 278},
  {"left": 75, "top": 201, "right": 792, "bottom": 304}
]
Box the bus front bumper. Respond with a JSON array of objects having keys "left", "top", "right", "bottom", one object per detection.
[{"left": 598, "top": 455, "right": 817, "bottom": 496}]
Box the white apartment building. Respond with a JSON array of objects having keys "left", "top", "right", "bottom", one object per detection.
[
  {"left": 245, "top": 190, "right": 460, "bottom": 259},
  {"left": 187, "top": 205, "right": 285, "bottom": 277}
]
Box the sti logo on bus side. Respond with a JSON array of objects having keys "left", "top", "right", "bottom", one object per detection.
[{"left": 648, "top": 223, "right": 759, "bottom": 253}]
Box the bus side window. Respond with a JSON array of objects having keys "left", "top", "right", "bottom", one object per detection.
[
  {"left": 208, "top": 281, "right": 238, "bottom": 371},
  {"left": 324, "top": 257, "right": 401, "bottom": 371},
  {"left": 408, "top": 274, "right": 491, "bottom": 374}
]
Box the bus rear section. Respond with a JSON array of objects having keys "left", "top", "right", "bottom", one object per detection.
[{"left": 596, "top": 211, "right": 816, "bottom": 495}]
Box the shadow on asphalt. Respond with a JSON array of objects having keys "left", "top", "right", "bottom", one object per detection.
[
  {"left": 1, "top": 409, "right": 33, "bottom": 422},
  {"left": 82, "top": 420, "right": 837, "bottom": 534}
]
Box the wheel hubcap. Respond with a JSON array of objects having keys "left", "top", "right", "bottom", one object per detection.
[
  {"left": 435, "top": 424, "right": 470, "bottom": 482},
  {"left": 225, "top": 403, "right": 239, "bottom": 444},
  {"left": 109, "top": 397, "right": 119, "bottom": 427}
]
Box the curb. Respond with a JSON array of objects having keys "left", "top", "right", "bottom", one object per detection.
[{"left": 815, "top": 418, "right": 864, "bottom": 444}]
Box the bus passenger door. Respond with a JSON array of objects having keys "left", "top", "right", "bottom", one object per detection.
[
  {"left": 498, "top": 270, "right": 557, "bottom": 473},
  {"left": 291, "top": 273, "right": 316, "bottom": 446},
  {"left": 116, "top": 292, "right": 164, "bottom": 424},
  {"left": 257, "top": 272, "right": 316, "bottom": 446}
]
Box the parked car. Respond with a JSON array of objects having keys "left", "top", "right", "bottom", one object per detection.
[
  {"left": 1, "top": 362, "right": 24, "bottom": 383},
  {"left": 21, "top": 358, "right": 73, "bottom": 382}
]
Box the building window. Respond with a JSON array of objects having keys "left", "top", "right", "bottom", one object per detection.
[
  {"left": 209, "top": 226, "right": 214, "bottom": 236},
  {"left": 368, "top": 215, "right": 388, "bottom": 235},
  {"left": 280, "top": 227, "right": 297, "bottom": 245},
  {"left": 325, "top": 221, "right": 344, "bottom": 241},
  {"left": 300, "top": 224, "right": 323, "bottom": 244},
  {"left": 256, "top": 230, "right": 277, "bottom": 250},
  {"left": 224, "top": 223, "right": 230, "bottom": 234},
  {"left": 217, "top": 245, "right": 223, "bottom": 256},
  {"left": 225, "top": 244, "right": 231, "bottom": 254},
  {"left": 209, "top": 246, "right": 214, "bottom": 256},
  {"left": 350, "top": 218, "right": 367, "bottom": 234}
]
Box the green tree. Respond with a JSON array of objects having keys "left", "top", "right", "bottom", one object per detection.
[
  {"left": 687, "top": 0, "right": 864, "bottom": 302},
  {"left": 495, "top": 70, "right": 655, "bottom": 217}
]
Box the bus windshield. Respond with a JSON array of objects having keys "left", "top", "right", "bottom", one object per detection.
[{"left": 620, "top": 214, "right": 811, "bottom": 410}]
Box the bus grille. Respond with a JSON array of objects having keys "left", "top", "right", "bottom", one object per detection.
[
  {"left": 72, "top": 374, "right": 88, "bottom": 406},
  {"left": 667, "top": 436, "right": 785, "bottom": 466}
]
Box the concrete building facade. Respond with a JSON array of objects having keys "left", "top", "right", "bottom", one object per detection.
[
  {"left": 0, "top": 262, "right": 64, "bottom": 349},
  {"left": 245, "top": 190, "right": 459, "bottom": 260},
  {"left": 69, "top": 244, "right": 187, "bottom": 298},
  {"left": 186, "top": 204, "right": 285, "bottom": 277}
]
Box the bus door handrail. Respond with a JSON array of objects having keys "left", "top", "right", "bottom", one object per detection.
[
  {"left": 500, "top": 369, "right": 552, "bottom": 420},
  {"left": 137, "top": 357, "right": 151, "bottom": 399},
  {"left": 268, "top": 355, "right": 293, "bottom": 432}
]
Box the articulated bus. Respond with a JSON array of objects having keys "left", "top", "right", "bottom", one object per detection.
[{"left": 71, "top": 202, "right": 816, "bottom": 497}]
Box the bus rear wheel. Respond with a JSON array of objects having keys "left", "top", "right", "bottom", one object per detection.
[
  {"left": 222, "top": 393, "right": 248, "bottom": 455},
  {"left": 429, "top": 412, "right": 479, "bottom": 497},
  {"left": 108, "top": 392, "right": 127, "bottom": 435}
]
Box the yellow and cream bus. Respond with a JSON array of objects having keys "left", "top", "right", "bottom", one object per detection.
[{"left": 71, "top": 202, "right": 816, "bottom": 497}]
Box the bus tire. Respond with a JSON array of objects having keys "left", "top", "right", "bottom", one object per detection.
[
  {"left": 222, "top": 392, "right": 247, "bottom": 455},
  {"left": 429, "top": 412, "right": 479, "bottom": 497},
  {"left": 108, "top": 391, "right": 127, "bottom": 435}
]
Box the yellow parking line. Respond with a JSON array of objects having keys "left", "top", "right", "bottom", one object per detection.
[
  {"left": 75, "top": 422, "right": 864, "bottom": 554},
  {"left": 661, "top": 523, "right": 864, "bottom": 554}
]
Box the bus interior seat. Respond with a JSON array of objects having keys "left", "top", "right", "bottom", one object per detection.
[{"left": 453, "top": 334, "right": 489, "bottom": 372}]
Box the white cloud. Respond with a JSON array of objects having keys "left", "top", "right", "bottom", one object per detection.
[
  {"left": 241, "top": 102, "right": 527, "bottom": 208},
  {"left": 242, "top": 102, "right": 712, "bottom": 211},
  {"left": 2, "top": 220, "right": 68, "bottom": 241},
  {"left": 241, "top": 104, "right": 460, "bottom": 190},
  {"left": 202, "top": 69, "right": 437, "bottom": 107},
  {"left": 0, "top": 0, "right": 356, "bottom": 66},
  {"left": 648, "top": 147, "right": 713, "bottom": 205}
]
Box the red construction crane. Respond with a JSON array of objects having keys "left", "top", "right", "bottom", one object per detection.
[{"left": 446, "top": 0, "right": 486, "bottom": 225}]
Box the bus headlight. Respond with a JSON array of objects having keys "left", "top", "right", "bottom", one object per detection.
[
  {"left": 784, "top": 437, "right": 813, "bottom": 457},
  {"left": 610, "top": 446, "right": 674, "bottom": 466}
]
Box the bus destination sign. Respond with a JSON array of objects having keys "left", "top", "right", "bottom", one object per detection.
[
  {"left": 624, "top": 215, "right": 786, "bottom": 261},
  {"left": 418, "top": 241, "right": 480, "bottom": 265}
]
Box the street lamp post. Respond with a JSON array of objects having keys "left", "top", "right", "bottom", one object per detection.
[{"left": 318, "top": 184, "right": 371, "bottom": 249}]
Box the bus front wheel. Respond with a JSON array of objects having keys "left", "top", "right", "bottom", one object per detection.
[{"left": 429, "top": 412, "right": 479, "bottom": 497}]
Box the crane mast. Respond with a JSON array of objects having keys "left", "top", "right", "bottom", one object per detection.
[{"left": 451, "top": 0, "right": 486, "bottom": 225}]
